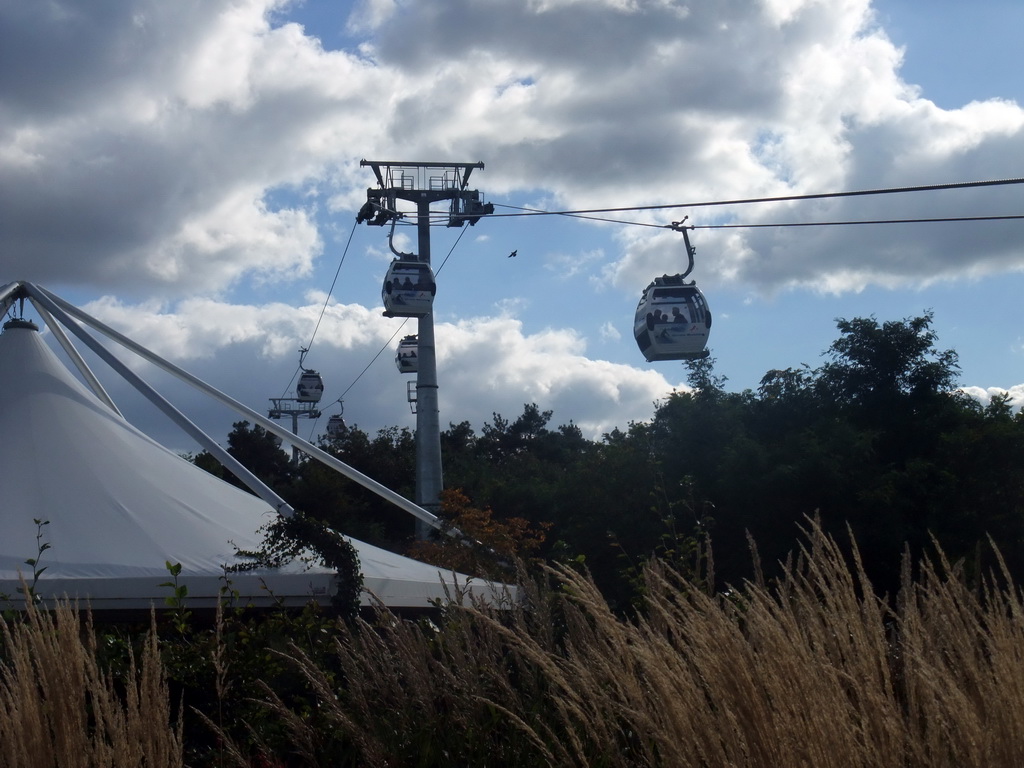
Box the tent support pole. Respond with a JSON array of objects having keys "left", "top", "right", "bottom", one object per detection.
[
  {"left": 0, "top": 282, "right": 19, "bottom": 315},
  {"left": 33, "top": 302, "right": 125, "bottom": 417},
  {"left": 26, "top": 282, "right": 443, "bottom": 533},
  {"left": 24, "top": 285, "right": 296, "bottom": 518}
]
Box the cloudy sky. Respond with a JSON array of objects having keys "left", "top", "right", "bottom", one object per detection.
[{"left": 3, "top": 0, "right": 1023, "bottom": 454}]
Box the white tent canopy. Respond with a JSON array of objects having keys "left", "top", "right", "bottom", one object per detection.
[{"left": 0, "top": 313, "right": 502, "bottom": 611}]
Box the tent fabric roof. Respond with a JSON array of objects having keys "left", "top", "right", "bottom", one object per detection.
[{"left": 0, "top": 322, "right": 501, "bottom": 610}]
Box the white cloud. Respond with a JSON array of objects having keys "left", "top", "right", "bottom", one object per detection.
[
  {"left": 83, "top": 294, "right": 402, "bottom": 360},
  {"left": 545, "top": 248, "right": 605, "bottom": 280},
  {"left": 5, "top": 0, "right": 1024, "bottom": 447},
  {"left": 437, "top": 315, "right": 686, "bottom": 437},
  {"left": 960, "top": 385, "right": 1024, "bottom": 413},
  {"left": 345, "top": 0, "right": 400, "bottom": 34},
  {"left": 0, "top": 0, "right": 387, "bottom": 294},
  {"left": 5, "top": 0, "right": 1024, "bottom": 296},
  {"left": 600, "top": 321, "right": 622, "bottom": 342},
  {"left": 73, "top": 297, "right": 684, "bottom": 445}
]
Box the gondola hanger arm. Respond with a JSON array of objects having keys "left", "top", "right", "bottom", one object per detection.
[
  {"left": 668, "top": 217, "right": 696, "bottom": 280},
  {"left": 387, "top": 216, "right": 417, "bottom": 259}
]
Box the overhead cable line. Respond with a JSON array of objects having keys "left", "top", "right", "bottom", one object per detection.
[
  {"left": 336, "top": 224, "right": 468, "bottom": 403},
  {"left": 488, "top": 176, "right": 1024, "bottom": 222},
  {"left": 306, "top": 221, "right": 358, "bottom": 351},
  {"left": 489, "top": 206, "right": 1024, "bottom": 231},
  {"left": 278, "top": 220, "right": 358, "bottom": 400},
  {"left": 434, "top": 219, "right": 470, "bottom": 274},
  {"left": 699, "top": 213, "right": 1024, "bottom": 229},
  {"left": 329, "top": 176, "right": 1024, "bottom": 420},
  {"left": 336, "top": 318, "right": 412, "bottom": 403},
  {"left": 489, "top": 207, "right": 1024, "bottom": 230},
  {"left": 492, "top": 205, "right": 660, "bottom": 228}
]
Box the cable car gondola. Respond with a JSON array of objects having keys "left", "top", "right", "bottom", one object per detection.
[
  {"left": 633, "top": 223, "right": 712, "bottom": 362},
  {"left": 326, "top": 413, "right": 347, "bottom": 439},
  {"left": 296, "top": 347, "right": 324, "bottom": 402},
  {"left": 382, "top": 259, "right": 435, "bottom": 318},
  {"left": 634, "top": 276, "right": 711, "bottom": 361},
  {"left": 296, "top": 370, "right": 324, "bottom": 402},
  {"left": 395, "top": 334, "right": 418, "bottom": 374},
  {"left": 322, "top": 399, "right": 346, "bottom": 439}
]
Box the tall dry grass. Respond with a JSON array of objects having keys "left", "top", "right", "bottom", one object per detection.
[
  {"left": 247, "top": 521, "right": 1024, "bottom": 767},
  {"left": 0, "top": 600, "right": 183, "bottom": 768},
  {"left": 7, "top": 520, "right": 1024, "bottom": 767}
]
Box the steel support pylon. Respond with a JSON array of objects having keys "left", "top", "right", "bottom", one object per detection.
[
  {"left": 357, "top": 160, "right": 490, "bottom": 538},
  {"left": 413, "top": 198, "right": 443, "bottom": 537}
]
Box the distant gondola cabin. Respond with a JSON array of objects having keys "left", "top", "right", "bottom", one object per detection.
[
  {"left": 633, "top": 275, "right": 711, "bottom": 362},
  {"left": 396, "top": 335, "right": 418, "bottom": 374},
  {"left": 296, "top": 371, "right": 324, "bottom": 402},
  {"left": 326, "top": 414, "right": 346, "bottom": 439},
  {"left": 382, "top": 260, "right": 435, "bottom": 318}
]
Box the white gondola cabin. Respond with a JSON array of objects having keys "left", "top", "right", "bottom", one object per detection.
[
  {"left": 395, "top": 335, "right": 418, "bottom": 374},
  {"left": 633, "top": 275, "right": 711, "bottom": 362},
  {"left": 296, "top": 370, "right": 324, "bottom": 402},
  {"left": 326, "top": 413, "right": 347, "bottom": 439},
  {"left": 382, "top": 260, "right": 435, "bottom": 318}
]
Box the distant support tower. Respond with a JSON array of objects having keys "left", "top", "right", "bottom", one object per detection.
[
  {"left": 357, "top": 160, "right": 491, "bottom": 536},
  {"left": 268, "top": 398, "right": 321, "bottom": 463},
  {"left": 269, "top": 353, "right": 325, "bottom": 463}
]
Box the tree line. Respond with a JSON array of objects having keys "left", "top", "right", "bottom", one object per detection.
[{"left": 195, "top": 311, "right": 1024, "bottom": 608}]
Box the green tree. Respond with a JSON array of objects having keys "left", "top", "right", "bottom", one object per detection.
[
  {"left": 183, "top": 313, "right": 1024, "bottom": 607},
  {"left": 817, "top": 312, "right": 960, "bottom": 409},
  {"left": 291, "top": 424, "right": 418, "bottom": 548},
  {"left": 194, "top": 420, "right": 294, "bottom": 493}
]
